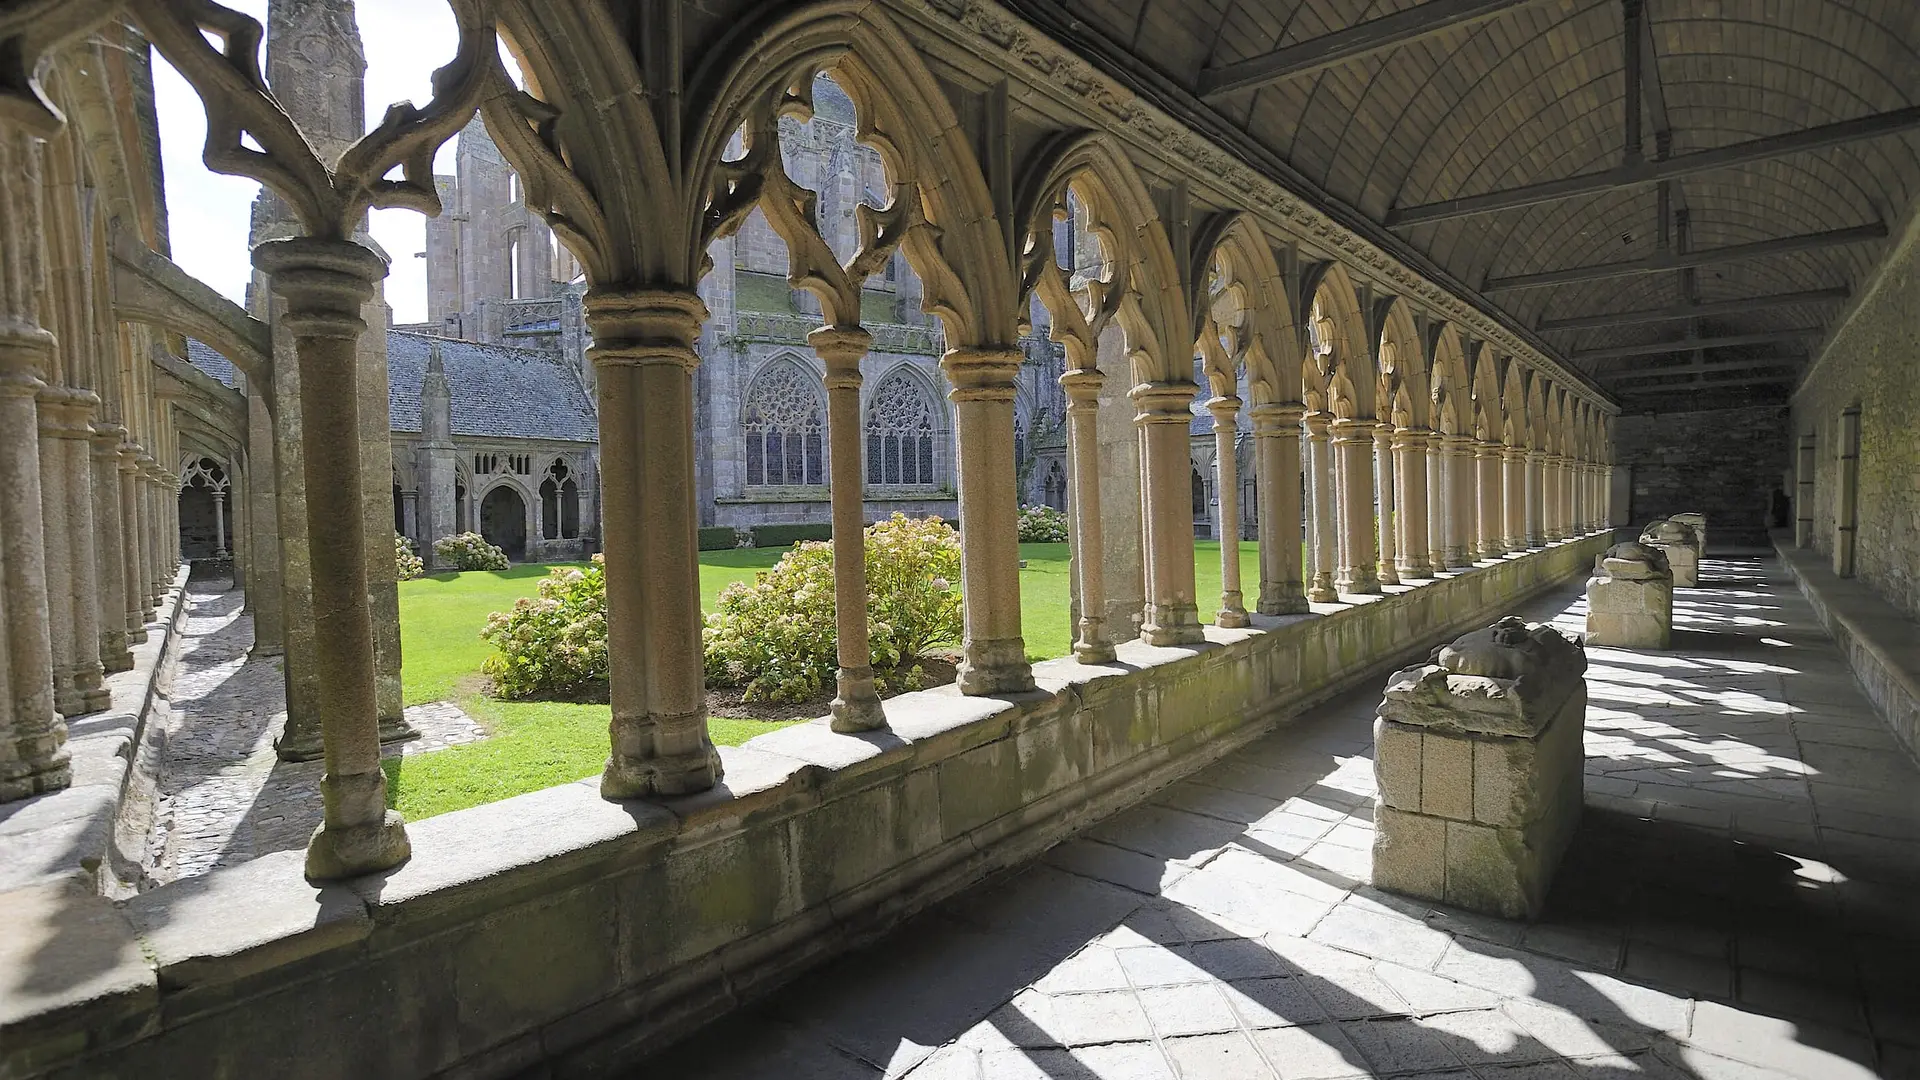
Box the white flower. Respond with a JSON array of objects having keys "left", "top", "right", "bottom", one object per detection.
[{"left": 932, "top": 576, "right": 950, "bottom": 592}]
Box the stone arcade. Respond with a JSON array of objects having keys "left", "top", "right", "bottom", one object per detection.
[{"left": 2, "top": 1, "right": 1919, "bottom": 1079}]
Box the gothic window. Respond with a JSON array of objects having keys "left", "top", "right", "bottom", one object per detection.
[
  {"left": 561, "top": 480, "right": 580, "bottom": 539},
  {"left": 540, "top": 480, "right": 559, "bottom": 540},
  {"left": 743, "top": 360, "right": 825, "bottom": 488},
  {"left": 866, "top": 372, "right": 936, "bottom": 487},
  {"left": 540, "top": 459, "right": 579, "bottom": 540},
  {"left": 1043, "top": 461, "right": 1067, "bottom": 511},
  {"left": 1192, "top": 466, "right": 1207, "bottom": 518}
]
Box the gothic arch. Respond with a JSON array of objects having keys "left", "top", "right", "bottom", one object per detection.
[
  {"left": 741, "top": 354, "right": 827, "bottom": 488},
  {"left": 1192, "top": 212, "right": 1293, "bottom": 406},
  {"left": 1378, "top": 300, "right": 1427, "bottom": 430},
  {"left": 1502, "top": 361, "right": 1528, "bottom": 448},
  {"left": 1429, "top": 323, "right": 1470, "bottom": 437},
  {"left": 1310, "top": 265, "right": 1374, "bottom": 421},
  {"left": 864, "top": 364, "right": 942, "bottom": 488}
]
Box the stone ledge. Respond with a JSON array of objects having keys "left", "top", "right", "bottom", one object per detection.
[
  {"left": 1775, "top": 536, "right": 1920, "bottom": 765},
  {"left": 1, "top": 535, "right": 1615, "bottom": 1079}
]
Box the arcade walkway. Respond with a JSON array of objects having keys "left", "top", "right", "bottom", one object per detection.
[{"left": 640, "top": 556, "right": 1919, "bottom": 1080}]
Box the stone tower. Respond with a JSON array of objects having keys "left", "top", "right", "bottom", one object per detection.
[
  {"left": 423, "top": 118, "right": 558, "bottom": 340},
  {"left": 417, "top": 340, "right": 459, "bottom": 569}
]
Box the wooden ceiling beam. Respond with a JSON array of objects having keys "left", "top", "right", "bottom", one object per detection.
[
  {"left": 1575, "top": 330, "right": 1821, "bottom": 364},
  {"left": 1602, "top": 357, "right": 1804, "bottom": 383},
  {"left": 1613, "top": 371, "right": 1798, "bottom": 392},
  {"left": 1386, "top": 106, "right": 1920, "bottom": 226},
  {"left": 1197, "top": 0, "right": 1552, "bottom": 98},
  {"left": 1482, "top": 224, "right": 1886, "bottom": 292},
  {"left": 1536, "top": 287, "right": 1850, "bottom": 332}
]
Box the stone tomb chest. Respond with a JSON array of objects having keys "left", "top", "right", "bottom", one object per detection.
[
  {"left": 1639, "top": 519, "right": 1699, "bottom": 588},
  {"left": 1670, "top": 512, "right": 1707, "bottom": 560},
  {"left": 1585, "top": 541, "right": 1673, "bottom": 649},
  {"left": 1372, "top": 617, "right": 1587, "bottom": 919}
]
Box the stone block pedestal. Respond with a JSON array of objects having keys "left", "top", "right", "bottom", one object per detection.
[
  {"left": 1372, "top": 616, "right": 1587, "bottom": 919},
  {"left": 1671, "top": 512, "right": 1706, "bottom": 560},
  {"left": 1640, "top": 519, "right": 1699, "bottom": 588},
  {"left": 1585, "top": 542, "right": 1673, "bottom": 649}
]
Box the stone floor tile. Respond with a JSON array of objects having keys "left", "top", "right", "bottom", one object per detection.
[
  {"left": 1137, "top": 983, "right": 1241, "bottom": 1037},
  {"left": 1153, "top": 781, "right": 1284, "bottom": 827},
  {"left": 1116, "top": 945, "right": 1210, "bottom": 987},
  {"left": 1294, "top": 841, "right": 1372, "bottom": 883},
  {"left": 1162, "top": 1032, "right": 1275, "bottom": 1079},
  {"left": 1685, "top": 1000, "right": 1879, "bottom": 1080},
  {"left": 1160, "top": 864, "right": 1338, "bottom": 938},
  {"left": 976, "top": 1049, "right": 1070, "bottom": 1078},
  {"left": 1308, "top": 901, "right": 1453, "bottom": 970},
  {"left": 1034, "top": 946, "right": 1133, "bottom": 996},
  {"left": 1223, "top": 977, "right": 1330, "bottom": 1030},
  {"left": 1521, "top": 922, "right": 1624, "bottom": 970},
  {"left": 1734, "top": 968, "right": 1867, "bottom": 1032},
  {"left": 1503, "top": 1000, "right": 1652, "bottom": 1059},
  {"left": 1337, "top": 1016, "right": 1467, "bottom": 1074},
  {"left": 900, "top": 1045, "right": 982, "bottom": 1080},
  {"left": 1622, "top": 942, "right": 1733, "bottom": 999},
  {"left": 1046, "top": 989, "right": 1154, "bottom": 1046},
  {"left": 1069, "top": 1041, "right": 1178, "bottom": 1080},
  {"left": 1247, "top": 1023, "right": 1370, "bottom": 1079},
  {"left": 1298, "top": 967, "right": 1412, "bottom": 1021},
  {"left": 1417, "top": 1008, "right": 1556, "bottom": 1064},
  {"left": 1045, "top": 838, "right": 1193, "bottom": 896},
  {"left": 1470, "top": 1062, "right": 1580, "bottom": 1080},
  {"left": 1371, "top": 962, "right": 1504, "bottom": 1015},
  {"left": 1203, "top": 846, "right": 1354, "bottom": 904},
  {"left": 1086, "top": 804, "right": 1251, "bottom": 866},
  {"left": 1189, "top": 937, "right": 1295, "bottom": 981}
]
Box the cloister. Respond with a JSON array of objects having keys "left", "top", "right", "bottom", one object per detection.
[{"left": 0, "top": 1, "right": 1916, "bottom": 1078}]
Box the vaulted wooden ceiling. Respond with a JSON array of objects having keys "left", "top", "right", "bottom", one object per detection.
[{"left": 1013, "top": 0, "right": 1920, "bottom": 410}]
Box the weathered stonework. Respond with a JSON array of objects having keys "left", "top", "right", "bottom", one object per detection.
[
  {"left": 1612, "top": 407, "right": 1788, "bottom": 547},
  {"left": 1670, "top": 512, "right": 1707, "bottom": 559},
  {"left": 1585, "top": 541, "right": 1673, "bottom": 649},
  {"left": 1372, "top": 616, "right": 1587, "bottom": 919},
  {"left": 1640, "top": 519, "right": 1699, "bottom": 588}
]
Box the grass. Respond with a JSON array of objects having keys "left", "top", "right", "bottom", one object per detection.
[{"left": 384, "top": 538, "right": 1264, "bottom": 820}]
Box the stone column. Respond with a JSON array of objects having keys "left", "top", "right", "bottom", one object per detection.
[
  {"left": 90, "top": 423, "right": 131, "bottom": 673},
  {"left": 1133, "top": 382, "right": 1205, "bottom": 644},
  {"left": 1061, "top": 368, "right": 1114, "bottom": 661},
  {"left": 212, "top": 490, "right": 229, "bottom": 558},
  {"left": 1542, "top": 456, "right": 1562, "bottom": 541},
  {"left": 1502, "top": 445, "right": 1527, "bottom": 553},
  {"left": 1424, "top": 432, "right": 1447, "bottom": 572},
  {"left": 939, "top": 347, "right": 1038, "bottom": 690},
  {"left": 246, "top": 388, "right": 284, "bottom": 654},
  {"left": 1525, "top": 451, "right": 1545, "bottom": 547},
  {"left": 38, "top": 388, "right": 107, "bottom": 716},
  {"left": 585, "top": 289, "right": 725, "bottom": 795},
  {"left": 1474, "top": 440, "right": 1503, "bottom": 560},
  {"left": 1560, "top": 457, "right": 1576, "bottom": 540},
  {"left": 1304, "top": 411, "right": 1338, "bottom": 601},
  {"left": 117, "top": 443, "right": 146, "bottom": 643},
  {"left": 1372, "top": 423, "right": 1398, "bottom": 586},
  {"left": 137, "top": 458, "right": 162, "bottom": 609},
  {"left": 1208, "top": 395, "right": 1248, "bottom": 627},
  {"left": 1392, "top": 427, "right": 1431, "bottom": 578},
  {"left": 252, "top": 237, "right": 409, "bottom": 879},
  {"left": 1251, "top": 403, "right": 1308, "bottom": 615},
  {"left": 1443, "top": 435, "right": 1474, "bottom": 568},
  {"left": 1794, "top": 433, "right": 1816, "bottom": 548},
  {"left": 1332, "top": 418, "right": 1379, "bottom": 595},
  {"left": 811, "top": 326, "right": 885, "bottom": 732}
]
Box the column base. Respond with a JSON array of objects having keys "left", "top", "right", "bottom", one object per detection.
[
  {"left": 1257, "top": 585, "right": 1310, "bottom": 616},
  {"left": 830, "top": 667, "right": 887, "bottom": 734},
  {"left": 1216, "top": 608, "right": 1250, "bottom": 629},
  {"left": 1396, "top": 557, "right": 1434, "bottom": 579},
  {"left": 957, "top": 636, "right": 1036, "bottom": 695},
  {"left": 305, "top": 808, "right": 411, "bottom": 881},
  {"left": 378, "top": 717, "right": 421, "bottom": 745},
  {"left": 0, "top": 752, "right": 72, "bottom": 804},
  {"left": 100, "top": 630, "right": 133, "bottom": 674},
  {"left": 128, "top": 623, "right": 149, "bottom": 645},
  {"left": 1073, "top": 618, "right": 1118, "bottom": 665},
  {"left": 1377, "top": 565, "right": 1400, "bottom": 587},
  {"left": 1142, "top": 604, "right": 1205, "bottom": 646},
  {"left": 1307, "top": 574, "right": 1338, "bottom": 604},
  {"left": 1336, "top": 569, "right": 1381, "bottom": 596},
  {"left": 275, "top": 721, "right": 325, "bottom": 763},
  {"left": 602, "top": 711, "right": 724, "bottom": 798}
]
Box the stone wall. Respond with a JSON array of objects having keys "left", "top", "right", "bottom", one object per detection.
[
  {"left": 3, "top": 533, "right": 1612, "bottom": 1080},
  {"left": 1790, "top": 207, "right": 1920, "bottom": 620},
  {"left": 1611, "top": 405, "right": 1789, "bottom": 546}
]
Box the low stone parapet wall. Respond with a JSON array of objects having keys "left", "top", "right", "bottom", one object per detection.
[
  {"left": 1776, "top": 537, "right": 1920, "bottom": 765},
  {"left": 1, "top": 534, "right": 1613, "bottom": 1080}
]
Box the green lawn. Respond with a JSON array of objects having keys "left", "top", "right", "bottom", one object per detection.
[{"left": 385, "top": 539, "right": 1263, "bottom": 820}]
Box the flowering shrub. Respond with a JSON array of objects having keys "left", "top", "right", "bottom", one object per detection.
[
  {"left": 395, "top": 533, "right": 424, "bottom": 581},
  {"left": 1017, "top": 503, "right": 1070, "bottom": 543},
  {"left": 480, "top": 556, "right": 608, "bottom": 698},
  {"left": 703, "top": 513, "right": 963, "bottom": 704},
  {"left": 434, "top": 531, "right": 509, "bottom": 571}
]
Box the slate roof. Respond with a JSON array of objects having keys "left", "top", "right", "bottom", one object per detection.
[
  {"left": 388, "top": 332, "right": 597, "bottom": 443},
  {"left": 186, "top": 332, "right": 598, "bottom": 444}
]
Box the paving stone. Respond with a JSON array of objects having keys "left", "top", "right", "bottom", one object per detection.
[
  {"left": 1161, "top": 1032, "right": 1273, "bottom": 1079},
  {"left": 1137, "top": 983, "right": 1241, "bottom": 1037},
  {"left": 1222, "top": 977, "right": 1330, "bottom": 1029},
  {"left": 1687, "top": 1000, "right": 1879, "bottom": 1080},
  {"left": 1068, "top": 1041, "right": 1177, "bottom": 1080},
  {"left": 1247, "top": 1023, "right": 1370, "bottom": 1079},
  {"left": 1337, "top": 1017, "right": 1466, "bottom": 1074},
  {"left": 1307, "top": 901, "right": 1452, "bottom": 969},
  {"left": 1046, "top": 989, "right": 1153, "bottom": 1046}
]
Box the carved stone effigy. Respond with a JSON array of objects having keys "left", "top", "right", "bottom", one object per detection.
[
  {"left": 1585, "top": 542, "right": 1674, "bottom": 649},
  {"left": 1372, "top": 616, "right": 1587, "bottom": 919},
  {"left": 1670, "top": 512, "right": 1707, "bottom": 562},
  {"left": 1639, "top": 518, "right": 1700, "bottom": 588}
]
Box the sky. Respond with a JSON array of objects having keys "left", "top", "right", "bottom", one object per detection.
[{"left": 150, "top": 1, "right": 466, "bottom": 325}]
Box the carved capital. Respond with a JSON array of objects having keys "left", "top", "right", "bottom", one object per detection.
[
  {"left": 585, "top": 289, "right": 706, "bottom": 371},
  {"left": 35, "top": 385, "right": 97, "bottom": 438},
  {"left": 1249, "top": 401, "right": 1306, "bottom": 436},
  {"left": 1059, "top": 367, "right": 1104, "bottom": 403},
  {"left": 941, "top": 347, "right": 1022, "bottom": 403},
  {"left": 252, "top": 238, "right": 384, "bottom": 339},
  {"left": 808, "top": 325, "right": 872, "bottom": 377},
  {"left": 1129, "top": 381, "right": 1198, "bottom": 423}
]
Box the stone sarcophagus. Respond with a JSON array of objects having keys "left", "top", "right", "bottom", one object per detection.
[
  {"left": 1670, "top": 512, "right": 1706, "bottom": 561},
  {"left": 1639, "top": 519, "right": 1699, "bottom": 587},
  {"left": 1372, "top": 616, "right": 1587, "bottom": 919},
  {"left": 1585, "top": 541, "right": 1673, "bottom": 649}
]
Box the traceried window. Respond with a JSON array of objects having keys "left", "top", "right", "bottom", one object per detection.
[
  {"left": 743, "top": 360, "right": 825, "bottom": 487},
  {"left": 865, "top": 372, "right": 937, "bottom": 487}
]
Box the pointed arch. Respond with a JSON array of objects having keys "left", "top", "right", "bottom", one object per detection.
[
  {"left": 1378, "top": 300, "right": 1426, "bottom": 429},
  {"left": 1311, "top": 265, "right": 1374, "bottom": 420},
  {"left": 865, "top": 364, "right": 941, "bottom": 488},
  {"left": 1192, "top": 212, "right": 1293, "bottom": 406},
  {"left": 742, "top": 355, "right": 827, "bottom": 488},
  {"left": 1429, "top": 323, "right": 1469, "bottom": 437}
]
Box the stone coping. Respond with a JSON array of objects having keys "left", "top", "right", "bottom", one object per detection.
[
  {"left": 0, "top": 534, "right": 1615, "bottom": 1079},
  {"left": 1774, "top": 536, "right": 1920, "bottom": 766},
  {"left": 0, "top": 566, "right": 191, "bottom": 899}
]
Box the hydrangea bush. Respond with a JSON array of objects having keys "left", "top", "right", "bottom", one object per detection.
[
  {"left": 480, "top": 556, "right": 608, "bottom": 698},
  {"left": 1017, "top": 503, "right": 1069, "bottom": 543},
  {"left": 434, "top": 531, "right": 510, "bottom": 571},
  {"left": 395, "top": 532, "right": 424, "bottom": 581}
]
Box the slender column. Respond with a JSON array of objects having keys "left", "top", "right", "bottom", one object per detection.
[
  {"left": 1561, "top": 457, "right": 1576, "bottom": 539},
  {"left": 1424, "top": 432, "right": 1447, "bottom": 571},
  {"left": 39, "top": 388, "right": 107, "bottom": 715},
  {"left": 1392, "top": 427, "right": 1432, "bottom": 578},
  {"left": 1208, "top": 395, "right": 1248, "bottom": 627},
  {"left": 136, "top": 458, "right": 161, "bottom": 609},
  {"left": 1372, "top": 423, "right": 1398, "bottom": 586},
  {"left": 212, "top": 490, "right": 229, "bottom": 558},
  {"left": 246, "top": 388, "right": 284, "bottom": 653},
  {"left": 1794, "top": 433, "right": 1816, "bottom": 548},
  {"left": 1250, "top": 403, "right": 1308, "bottom": 614},
  {"left": 811, "top": 326, "right": 884, "bottom": 733},
  {"left": 1304, "top": 411, "right": 1338, "bottom": 601},
  {"left": 584, "top": 289, "right": 725, "bottom": 795},
  {"left": 1474, "top": 439, "right": 1504, "bottom": 560},
  {"left": 1525, "top": 451, "right": 1545, "bottom": 546},
  {"left": 1502, "top": 445, "right": 1527, "bottom": 553},
  {"left": 252, "top": 237, "right": 409, "bottom": 879},
  {"left": 1542, "top": 456, "right": 1562, "bottom": 541},
  {"left": 1134, "top": 382, "right": 1205, "bottom": 644},
  {"left": 1442, "top": 435, "right": 1474, "bottom": 567},
  {"left": 1332, "top": 418, "right": 1379, "bottom": 595},
  {"left": 90, "top": 424, "right": 131, "bottom": 673},
  {"left": 1835, "top": 407, "right": 1860, "bottom": 577},
  {"left": 1061, "top": 368, "right": 1114, "bottom": 660},
  {"left": 117, "top": 444, "right": 145, "bottom": 642}
]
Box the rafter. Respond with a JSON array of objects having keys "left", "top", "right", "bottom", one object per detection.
[
  {"left": 1482, "top": 224, "right": 1886, "bottom": 293},
  {"left": 1613, "top": 371, "right": 1797, "bottom": 392},
  {"left": 1536, "top": 288, "right": 1849, "bottom": 333},
  {"left": 1574, "top": 330, "right": 1821, "bottom": 364},
  {"left": 1602, "top": 357, "right": 1804, "bottom": 383},
  {"left": 1386, "top": 106, "right": 1920, "bottom": 226},
  {"left": 1197, "top": 0, "right": 1552, "bottom": 98}
]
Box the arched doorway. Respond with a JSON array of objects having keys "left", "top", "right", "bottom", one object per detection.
[{"left": 479, "top": 485, "right": 527, "bottom": 562}]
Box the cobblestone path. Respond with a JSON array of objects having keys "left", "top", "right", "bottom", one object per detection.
[{"left": 149, "top": 579, "right": 488, "bottom": 882}]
